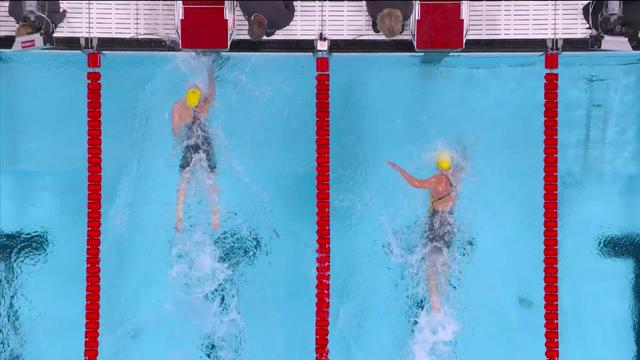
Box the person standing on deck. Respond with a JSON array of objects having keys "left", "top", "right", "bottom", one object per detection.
[
  {"left": 239, "top": 1, "right": 296, "bottom": 40},
  {"left": 366, "top": 1, "right": 413, "bottom": 38}
]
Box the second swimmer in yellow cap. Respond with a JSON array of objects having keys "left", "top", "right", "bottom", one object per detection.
[
  {"left": 387, "top": 150, "right": 456, "bottom": 314},
  {"left": 171, "top": 69, "right": 219, "bottom": 232}
]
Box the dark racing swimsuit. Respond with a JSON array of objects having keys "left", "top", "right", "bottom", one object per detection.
[
  {"left": 179, "top": 112, "right": 216, "bottom": 174},
  {"left": 426, "top": 174, "right": 455, "bottom": 256}
]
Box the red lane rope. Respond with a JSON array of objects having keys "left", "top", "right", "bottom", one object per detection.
[
  {"left": 85, "top": 51, "right": 102, "bottom": 360},
  {"left": 315, "top": 55, "right": 330, "bottom": 360},
  {"left": 543, "top": 51, "right": 559, "bottom": 360}
]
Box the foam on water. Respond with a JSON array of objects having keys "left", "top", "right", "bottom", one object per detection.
[
  {"left": 169, "top": 224, "right": 242, "bottom": 359},
  {"left": 411, "top": 307, "right": 459, "bottom": 360},
  {"left": 174, "top": 53, "right": 216, "bottom": 92},
  {"left": 385, "top": 215, "right": 462, "bottom": 360},
  {"left": 166, "top": 147, "right": 265, "bottom": 359},
  {"left": 165, "top": 142, "right": 245, "bottom": 357}
]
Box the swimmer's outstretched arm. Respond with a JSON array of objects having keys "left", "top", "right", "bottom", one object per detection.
[
  {"left": 171, "top": 104, "right": 183, "bottom": 138},
  {"left": 201, "top": 68, "right": 215, "bottom": 106},
  {"left": 207, "top": 69, "right": 215, "bottom": 100},
  {"left": 196, "top": 69, "right": 216, "bottom": 117},
  {"left": 387, "top": 161, "right": 437, "bottom": 189}
]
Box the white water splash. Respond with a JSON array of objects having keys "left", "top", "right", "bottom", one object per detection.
[
  {"left": 411, "top": 307, "right": 459, "bottom": 360},
  {"left": 168, "top": 162, "right": 243, "bottom": 359},
  {"left": 174, "top": 52, "right": 216, "bottom": 91},
  {"left": 169, "top": 229, "right": 229, "bottom": 301},
  {"left": 169, "top": 225, "right": 243, "bottom": 360},
  {"left": 385, "top": 218, "right": 460, "bottom": 360}
]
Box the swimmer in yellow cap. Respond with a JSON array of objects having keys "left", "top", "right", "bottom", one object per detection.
[
  {"left": 172, "top": 69, "right": 219, "bottom": 232},
  {"left": 388, "top": 150, "right": 456, "bottom": 313}
]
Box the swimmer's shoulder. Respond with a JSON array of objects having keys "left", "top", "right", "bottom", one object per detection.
[
  {"left": 173, "top": 100, "right": 188, "bottom": 111},
  {"left": 436, "top": 173, "right": 451, "bottom": 183},
  {"left": 172, "top": 101, "right": 192, "bottom": 119}
]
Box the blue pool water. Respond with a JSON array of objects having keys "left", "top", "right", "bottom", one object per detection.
[
  {"left": 1, "top": 52, "right": 316, "bottom": 359},
  {"left": 329, "top": 53, "right": 640, "bottom": 360},
  {"left": 1, "top": 51, "right": 639, "bottom": 360},
  {"left": 331, "top": 54, "right": 547, "bottom": 360},
  {"left": 558, "top": 54, "right": 640, "bottom": 360}
]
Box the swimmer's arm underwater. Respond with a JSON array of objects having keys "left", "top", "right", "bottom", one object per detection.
[
  {"left": 207, "top": 70, "right": 215, "bottom": 100},
  {"left": 387, "top": 161, "right": 437, "bottom": 189},
  {"left": 171, "top": 104, "right": 186, "bottom": 138},
  {"left": 199, "top": 70, "right": 216, "bottom": 112}
]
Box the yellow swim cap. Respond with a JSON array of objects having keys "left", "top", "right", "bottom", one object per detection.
[
  {"left": 435, "top": 151, "right": 452, "bottom": 171},
  {"left": 185, "top": 87, "right": 202, "bottom": 109}
]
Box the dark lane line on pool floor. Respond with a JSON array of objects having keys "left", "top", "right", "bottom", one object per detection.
[
  {"left": 0, "top": 229, "right": 50, "bottom": 359},
  {"left": 599, "top": 232, "right": 640, "bottom": 359}
]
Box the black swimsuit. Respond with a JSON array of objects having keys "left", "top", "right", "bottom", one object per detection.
[
  {"left": 426, "top": 174, "right": 455, "bottom": 254},
  {"left": 179, "top": 113, "right": 216, "bottom": 174}
]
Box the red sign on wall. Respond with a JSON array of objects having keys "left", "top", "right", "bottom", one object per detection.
[{"left": 20, "top": 39, "right": 36, "bottom": 49}]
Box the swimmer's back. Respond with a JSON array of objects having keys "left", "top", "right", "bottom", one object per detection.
[
  {"left": 172, "top": 100, "right": 211, "bottom": 137},
  {"left": 430, "top": 174, "right": 455, "bottom": 211}
]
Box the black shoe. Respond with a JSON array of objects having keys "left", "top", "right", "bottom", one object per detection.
[
  {"left": 43, "top": 33, "right": 54, "bottom": 46},
  {"left": 371, "top": 21, "right": 380, "bottom": 34}
]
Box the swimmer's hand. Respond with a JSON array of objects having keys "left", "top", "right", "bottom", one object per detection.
[
  {"left": 387, "top": 161, "right": 402, "bottom": 172},
  {"left": 387, "top": 161, "right": 423, "bottom": 188}
]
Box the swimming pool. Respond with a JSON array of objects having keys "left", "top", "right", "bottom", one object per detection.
[
  {"left": 1, "top": 52, "right": 316, "bottom": 359},
  {"left": 0, "top": 51, "right": 639, "bottom": 359},
  {"left": 330, "top": 52, "right": 639, "bottom": 360},
  {"left": 557, "top": 54, "right": 640, "bottom": 360},
  {"left": 331, "top": 54, "right": 548, "bottom": 360}
]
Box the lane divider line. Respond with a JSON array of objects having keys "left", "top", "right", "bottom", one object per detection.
[
  {"left": 543, "top": 51, "right": 559, "bottom": 360},
  {"left": 315, "top": 55, "right": 330, "bottom": 360},
  {"left": 85, "top": 51, "right": 102, "bottom": 360}
]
